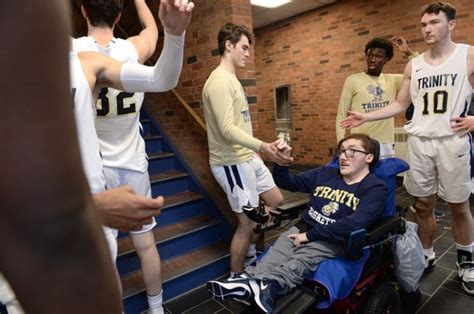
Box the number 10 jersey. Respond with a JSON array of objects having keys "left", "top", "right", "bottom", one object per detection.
[
  {"left": 406, "top": 44, "right": 472, "bottom": 138},
  {"left": 73, "top": 37, "right": 147, "bottom": 172}
]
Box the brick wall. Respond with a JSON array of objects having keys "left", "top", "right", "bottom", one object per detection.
[{"left": 253, "top": 0, "right": 474, "bottom": 165}]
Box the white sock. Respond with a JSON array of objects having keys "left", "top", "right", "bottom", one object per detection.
[
  {"left": 147, "top": 291, "right": 163, "bottom": 314},
  {"left": 423, "top": 247, "right": 434, "bottom": 258},
  {"left": 247, "top": 244, "right": 256, "bottom": 257},
  {"left": 456, "top": 243, "right": 473, "bottom": 253}
]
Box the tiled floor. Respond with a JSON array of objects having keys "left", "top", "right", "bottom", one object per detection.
[{"left": 165, "top": 186, "right": 474, "bottom": 313}]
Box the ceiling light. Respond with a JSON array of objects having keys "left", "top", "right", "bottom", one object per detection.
[{"left": 251, "top": 0, "right": 292, "bottom": 9}]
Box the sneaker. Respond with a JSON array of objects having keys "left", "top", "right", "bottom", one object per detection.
[
  {"left": 457, "top": 261, "right": 474, "bottom": 296},
  {"left": 424, "top": 254, "right": 436, "bottom": 274},
  {"left": 207, "top": 277, "right": 252, "bottom": 301},
  {"left": 227, "top": 272, "right": 249, "bottom": 280},
  {"left": 248, "top": 279, "right": 279, "bottom": 313}
]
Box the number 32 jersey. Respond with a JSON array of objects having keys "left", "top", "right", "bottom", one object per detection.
[
  {"left": 406, "top": 44, "right": 472, "bottom": 138},
  {"left": 73, "top": 37, "right": 147, "bottom": 172}
]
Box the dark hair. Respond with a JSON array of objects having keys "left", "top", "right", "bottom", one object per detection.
[
  {"left": 81, "top": 0, "right": 123, "bottom": 28},
  {"left": 217, "top": 23, "right": 254, "bottom": 56},
  {"left": 364, "top": 37, "right": 394, "bottom": 61},
  {"left": 421, "top": 2, "right": 456, "bottom": 21},
  {"left": 337, "top": 133, "right": 380, "bottom": 165}
]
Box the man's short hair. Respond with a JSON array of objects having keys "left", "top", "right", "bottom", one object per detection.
[
  {"left": 217, "top": 23, "right": 254, "bottom": 56},
  {"left": 421, "top": 2, "right": 456, "bottom": 21},
  {"left": 364, "top": 38, "right": 394, "bottom": 61},
  {"left": 82, "top": 0, "right": 123, "bottom": 28},
  {"left": 337, "top": 133, "right": 379, "bottom": 165}
]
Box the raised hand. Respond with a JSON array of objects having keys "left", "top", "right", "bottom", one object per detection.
[
  {"left": 158, "top": 0, "right": 194, "bottom": 36},
  {"left": 392, "top": 35, "right": 414, "bottom": 57},
  {"left": 340, "top": 111, "right": 367, "bottom": 129}
]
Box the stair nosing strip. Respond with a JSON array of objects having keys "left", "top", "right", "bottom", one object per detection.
[
  {"left": 161, "top": 194, "right": 204, "bottom": 210},
  {"left": 117, "top": 219, "right": 222, "bottom": 257},
  {"left": 149, "top": 172, "right": 189, "bottom": 184},
  {"left": 144, "top": 135, "right": 162, "bottom": 140},
  {"left": 123, "top": 252, "right": 230, "bottom": 299},
  {"left": 148, "top": 152, "right": 175, "bottom": 160}
]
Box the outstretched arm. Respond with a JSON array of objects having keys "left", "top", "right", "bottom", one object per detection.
[
  {"left": 81, "top": 0, "right": 195, "bottom": 93},
  {"left": 0, "top": 1, "right": 121, "bottom": 312},
  {"left": 340, "top": 61, "right": 413, "bottom": 129},
  {"left": 128, "top": 0, "right": 159, "bottom": 63}
]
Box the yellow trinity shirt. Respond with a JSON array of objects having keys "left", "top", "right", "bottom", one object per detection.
[
  {"left": 335, "top": 72, "right": 403, "bottom": 143},
  {"left": 203, "top": 66, "right": 262, "bottom": 165}
]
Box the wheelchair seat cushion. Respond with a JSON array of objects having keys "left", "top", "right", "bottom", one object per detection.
[{"left": 309, "top": 248, "right": 370, "bottom": 309}]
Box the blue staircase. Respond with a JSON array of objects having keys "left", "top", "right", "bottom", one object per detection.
[{"left": 118, "top": 107, "right": 233, "bottom": 313}]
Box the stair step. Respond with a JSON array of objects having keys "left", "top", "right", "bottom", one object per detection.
[
  {"left": 121, "top": 241, "right": 229, "bottom": 299},
  {"left": 144, "top": 134, "right": 164, "bottom": 152},
  {"left": 117, "top": 215, "right": 220, "bottom": 257},
  {"left": 162, "top": 191, "right": 204, "bottom": 210},
  {"left": 149, "top": 170, "right": 188, "bottom": 184},
  {"left": 148, "top": 151, "right": 174, "bottom": 160},
  {"left": 143, "top": 134, "right": 162, "bottom": 141}
]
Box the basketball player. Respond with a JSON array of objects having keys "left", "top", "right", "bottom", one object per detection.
[
  {"left": 341, "top": 2, "right": 473, "bottom": 295},
  {"left": 0, "top": 0, "right": 121, "bottom": 312},
  {"left": 75, "top": 1, "right": 164, "bottom": 312},
  {"left": 335, "top": 36, "right": 416, "bottom": 158},
  {"left": 202, "top": 23, "right": 293, "bottom": 277}
]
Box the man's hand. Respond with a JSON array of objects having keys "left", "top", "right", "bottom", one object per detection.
[
  {"left": 158, "top": 0, "right": 194, "bottom": 36},
  {"left": 288, "top": 233, "right": 308, "bottom": 246},
  {"left": 451, "top": 116, "right": 474, "bottom": 137},
  {"left": 93, "top": 185, "right": 164, "bottom": 232},
  {"left": 260, "top": 141, "right": 293, "bottom": 165},
  {"left": 392, "top": 35, "right": 414, "bottom": 57},
  {"left": 340, "top": 111, "right": 367, "bottom": 129},
  {"left": 273, "top": 139, "right": 293, "bottom": 166}
]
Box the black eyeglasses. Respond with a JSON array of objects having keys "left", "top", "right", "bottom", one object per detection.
[{"left": 337, "top": 148, "right": 369, "bottom": 159}]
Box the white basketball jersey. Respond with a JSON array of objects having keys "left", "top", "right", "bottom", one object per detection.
[
  {"left": 406, "top": 44, "right": 472, "bottom": 137},
  {"left": 70, "top": 52, "right": 106, "bottom": 193},
  {"left": 73, "top": 37, "right": 147, "bottom": 172}
]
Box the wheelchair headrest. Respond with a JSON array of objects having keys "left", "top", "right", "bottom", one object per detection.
[{"left": 370, "top": 139, "right": 380, "bottom": 167}]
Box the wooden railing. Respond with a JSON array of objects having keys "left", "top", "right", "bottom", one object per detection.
[{"left": 170, "top": 89, "right": 207, "bottom": 131}]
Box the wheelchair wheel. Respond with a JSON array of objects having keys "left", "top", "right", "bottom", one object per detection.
[{"left": 363, "top": 281, "right": 401, "bottom": 314}]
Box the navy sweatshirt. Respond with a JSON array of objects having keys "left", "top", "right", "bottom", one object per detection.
[{"left": 273, "top": 165, "right": 387, "bottom": 244}]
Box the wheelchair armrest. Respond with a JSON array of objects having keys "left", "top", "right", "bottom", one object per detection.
[
  {"left": 344, "top": 215, "right": 405, "bottom": 260},
  {"left": 365, "top": 215, "right": 405, "bottom": 243}
]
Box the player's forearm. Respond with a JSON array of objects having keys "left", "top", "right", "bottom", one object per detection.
[
  {"left": 135, "top": 0, "right": 158, "bottom": 32},
  {"left": 222, "top": 124, "right": 262, "bottom": 152},
  {"left": 120, "top": 32, "right": 184, "bottom": 92},
  {"left": 365, "top": 100, "right": 406, "bottom": 122},
  {"left": 135, "top": 0, "right": 158, "bottom": 45}
]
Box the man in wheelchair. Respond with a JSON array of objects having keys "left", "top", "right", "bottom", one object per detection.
[{"left": 207, "top": 133, "right": 389, "bottom": 313}]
